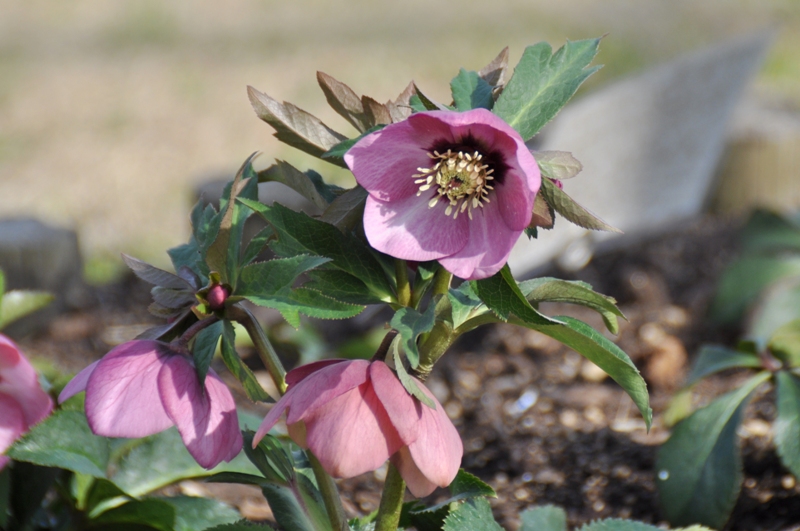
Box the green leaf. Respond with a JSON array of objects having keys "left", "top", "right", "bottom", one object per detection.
[
  {"left": 391, "top": 305, "right": 436, "bottom": 368},
  {"left": 493, "top": 38, "right": 601, "bottom": 140},
  {"left": 109, "top": 427, "right": 258, "bottom": 497},
  {"left": 91, "top": 498, "right": 175, "bottom": 531},
  {"left": 221, "top": 320, "right": 272, "bottom": 402},
  {"left": 159, "top": 496, "right": 241, "bottom": 531},
  {"left": 249, "top": 287, "right": 365, "bottom": 328},
  {"left": 409, "top": 94, "right": 428, "bottom": 113},
  {"left": 261, "top": 484, "right": 321, "bottom": 531},
  {"left": 319, "top": 185, "right": 369, "bottom": 232},
  {"left": 656, "top": 371, "right": 771, "bottom": 528},
  {"left": 523, "top": 316, "right": 652, "bottom": 429},
  {"left": 472, "top": 265, "right": 558, "bottom": 326},
  {"left": 578, "top": 519, "right": 661, "bottom": 531},
  {"left": 168, "top": 240, "right": 205, "bottom": 281},
  {"left": 391, "top": 336, "right": 435, "bottom": 409},
  {"left": 519, "top": 277, "right": 624, "bottom": 334},
  {"left": 448, "top": 283, "right": 485, "bottom": 330},
  {"left": 207, "top": 521, "right": 278, "bottom": 530},
  {"left": 404, "top": 469, "right": 496, "bottom": 530},
  {"left": 241, "top": 431, "right": 294, "bottom": 485},
  {"left": 193, "top": 320, "right": 223, "bottom": 385},
  {"left": 305, "top": 270, "right": 383, "bottom": 305},
  {"left": 412, "top": 84, "right": 450, "bottom": 111},
  {"left": 775, "top": 371, "right": 800, "bottom": 480},
  {"left": 519, "top": 505, "right": 567, "bottom": 531},
  {"left": 240, "top": 200, "right": 394, "bottom": 302},
  {"left": 539, "top": 178, "right": 620, "bottom": 233},
  {"left": 0, "top": 290, "right": 54, "bottom": 329},
  {"left": 8, "top": 410, "right": 110, "bottom": 477},
  {"left": 8, "top": 463, "right": 59, "bottom": 530},
  {"left": 241, "top": 227, "right": 274, "bottom": 267},
  {"left": 442, "top": 498, "right": 503, "bottom": 531},
  {"left": 748, "top": 277, "right": 800, "bottom": 345},
  {"left": 533, "top": 151, "right": 583, "bottom": 181},
  {"left": 84, "top": 478, "right": 129, "bottom": 517},
  {"left": 122, "top": 254, "right": 193, "bottom": 290},
  {"left": 710, "top": 255, "right": 800, "bottom": 324},
  {"left": 741, "top": 209, "right": 800, "bottom": 253},
  {"left": 684, "top": 345, "right": 762, "bottom": 387},
  {"left": 769, "top": 319, "right": 800, "bottom": 367},
  {"left": 450, "top": 69, "right": 494, "bottom": 111},
  {"left": 257, "top": 160, "right": 338, "bottom": 209},
  {"left": 321, "top": 125, "right": 386, "bottom": 168},
  {"left": 238, "top": 255, "right": 331, "bottom": 298}
]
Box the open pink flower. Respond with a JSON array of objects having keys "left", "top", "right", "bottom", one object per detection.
[
  {"left": 345, "top": 108, "right": 540, "bottom": 280},
  {"left": 0, "top": 334, "right": 53, "bottom": 470},
  {"left": 59, "top": 340, "right": 241, "bottom": 469},
  {"left": 254, "top": 359, "right": 462, "bottom": 497}
]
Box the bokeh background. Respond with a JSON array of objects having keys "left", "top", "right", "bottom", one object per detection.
[{"left": 1, "top": 0, "right": 799, "bottom": 279}]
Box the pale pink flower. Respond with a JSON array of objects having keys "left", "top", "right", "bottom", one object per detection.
[
  {"left": 254, "top": 359, "right": 463, "bottom": 497},
  {"left": 59, "top": 340, "right": 241, "bottom": 469},
  {"left": 0, "top": 334, "right": 53, "bottom": 469},
  {"left": 344, "top": 108, "right": 540, "bottom": 280}
]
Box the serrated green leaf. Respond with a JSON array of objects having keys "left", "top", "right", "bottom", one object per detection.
[
  {"left": 391, "top": 305, "right": 436, "bottom": 368},
  {"left": 769, "top": 319, "right": 800, "bottom": 367},
  {"left": 442, "top": 498, "right": 503, "bottom": 531},
  {"left": 207, "top": 521, "right": 278, "bottom": 530},
  {"left": 448, "top": 282, "right": 485, "bottom": 330},
  {"left": 261, "top": 484, "right": 320, "bottom": 531},
  {"left": 258, "top": 161, "right": 338, "bottom": 209},
  {"left": 684, "top": 345, "right": 762, "bottom": 387},
  {"left": 520, "top": 505, "right": 567, "bottom": 531},
  {"left": 539, "top": 178, "right": 620, "bottom": 233},
  {"left": 472, "top": 265, "right": 559, "bottom": 326},
  {"left": 391, "top": 337, "right": 435, "bottom": 409},
  {"left": 775, "top": 371, "right": 800, "bottom": 480},
  {"left": 238, "top": 255, "right": 331, "bottom": 298},
  {"left": 168, "top": 240, "right": 207, "bottom": 281},
  {"left": 519, "top": 277, "right": 624, "bottom": 334},
  {"left": 248, "top": 287, "right": 364, "bottom": 328},
  {"left": 656, "top": 371, "right": 771, "bottom": 528},
  {"left": 522, "top": 316, "right": 651, "bottom": 429},
  {"left": 193, "top": 320, "right": 223, "bottom": 385},
  {"left": 240, "top": 431, "right": 294, "bottom": 485},
  {"left": 8, "top": 410, "right": 110, "bottom": 477},
  {"left": 239, "top": 200, "right": 394, "bottom": 302},
  {"left": 0, "top": 290, "right": 54, "bottom": 329},
  {"left": 450, "top": 69, "right": 494, "bottom": 111},
  {"left": 493, "top": 38, "right": 601, "bottom": 140},
  {"left": 90, "top": 498, "right": 175, "bottom": 531},
  {"left": 159, "top": 495, "right": 241, "bottom": 531},
  {"left": 305, "top": 270, "right": 383, "bottom": 305},
  {"left": 405, "top": 469, "right": 496, "bottom": 530},
  {"left": 321, "top": 125, "right": 386, "bottom": 168},
  {"left": 220, "top": 321, "right": 272, "bottom": 402},
  {"left": 533, "top": 151, "right": 583, "bottom": 181},
  {"left": 578, "top": 519, "right": 661, "bottom": 531},
  {"left": 319, "top": 185, "right": 369, "bottom": 232}
]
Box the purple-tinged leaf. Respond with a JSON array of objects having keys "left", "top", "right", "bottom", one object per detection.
[
  {"left": 257, "top": 160, "right": 334, "bottom": 210},
  {"left": 478, "top": 47, "right": 510, "bottom": 88},
  {"left": 319, "top": 185, "right": 368, "bottom": 232},
  {"left": 151, "top": 287, "right": 196, "bottom": 309},
  {"left": 362, "top": 96, "right": 393, "bottom": 126},
  {"left": 122, "top": 254, "right": 193, "bottom": 290},
  {"left": 317, "top": 71, "right": 370, "bottom": 133}
]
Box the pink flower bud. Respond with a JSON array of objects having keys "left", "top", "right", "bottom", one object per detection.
[{"left": 207, "top": 285, "right": 230, "bottom": 311}]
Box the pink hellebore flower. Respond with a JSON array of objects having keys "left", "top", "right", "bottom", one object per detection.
[
  {"left": 345, "top": 108, "right": 541, "bottom": 280},
  {"left": 59, "top": 340, "right": 241, "bottom": 469},
  {"left": 0, "top": 334, "right": 53, "bottom": 470},
  {"left": 254, "top": 359, "right": 462, "bottom": 497}
]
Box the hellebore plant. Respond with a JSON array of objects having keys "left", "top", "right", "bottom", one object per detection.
[{"left": 7, "top": 39, "right": 660, "bottom": 531}]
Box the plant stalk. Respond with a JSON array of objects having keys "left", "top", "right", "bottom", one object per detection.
[
  {"left": 309, "top": 453, "right": 350, "bottom": 531},
  {"left": 374, "top": 463, "right": 406, "bottom": 531},
  {"left": 395, "top": 259, "right": 411, "bottom": 307},
  {"left": 431, "top": 268, "right": 453, "bottom": 297},
  {"left": 172, "top": 315, "right": 220, "bottom": 349},
  {"left": 229, "top": 305, "right": 287, "bottom": 395}
]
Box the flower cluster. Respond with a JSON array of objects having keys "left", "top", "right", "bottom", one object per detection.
[
  {"left": 0, "top": 334, "right": 53, "bottom": 469},
  {"left": 254, "top": 359, "right": 462, "bottom": 497}
]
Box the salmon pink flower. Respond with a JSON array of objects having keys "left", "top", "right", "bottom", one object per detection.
[
  {"left": 254, "top": 359, "right": 462, "bottom": 497},
  {"left": 345, "top": 108, "right": 540, "bottom": 280},
  {"left": 59, "top": 340, "right": 241, "bottom": 469},
  {"left": 0, "top": 334, "right": 53, "bottom": 470}
]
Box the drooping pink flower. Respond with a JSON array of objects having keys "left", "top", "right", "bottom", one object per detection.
[
  {"left": 254, "top": 359, "right": 462, "bottom": 497},
  {"left": 0, "top": 334, "right": 53, "bottom": 470},
  {"left": 344, "top": 108, "right": 540, "bottom": 280},
  {"left": 59, "top": 340, "right": 241, "bottom": 469}
]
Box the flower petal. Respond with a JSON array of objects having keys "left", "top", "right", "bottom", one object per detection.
[
  {"left": 0, "top": 391, "right": 26, "bottom": 471},
  {"left": 390, "top": 446, "right": 437, "bottom": 498},
  {"left": 59, "top": 360, "right": 100, "bottom": 403},
  {"left": 158, "top": 357, "right": 242, "bottom": 469},
  {"left": 304, "top": 383, "right": 403, "bottom": 478},
  {"left": 286, "top": 359, "right": 370, "bottom": 424},
  {"left": 363, "top": 194, "right": 469, "bottom": 261},
  {"left": 286, "top": 359, "right": 347, "bottom": 387},
  {"left": 346, "top": 114, "right": 454, "bottom": 202},
  {"left": 85, "top": 340, "right": 173, "bottom": 438},
  {"left": 0, "top": 334, "right": 53, "bottom": 426},
  {"left": 369, "top": 361, "right": 420, "bottom": 445},
  {"left": 438, "top": 202, "right": 522, "bottom": 280}
]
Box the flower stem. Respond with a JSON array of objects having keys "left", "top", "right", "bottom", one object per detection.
[
  {"left": 374, "top": 463, "right": 406, "bottom": 531},
  {"left": 172, "top": 315, "right": 220, "bottom": 349},
  {"left": 228, "top": 305, "right": 287, "bottom": 395},
  {"left": 431, "top": 268, "right": 453, "bottom": 297},
  {"left": 309, "top": 453, "right": 350, "bottom": 531},
  {"left": 394, "top": 259, "right": 411, "bottom": 307}
]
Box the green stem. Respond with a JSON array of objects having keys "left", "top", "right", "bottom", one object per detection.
[
  {"left": 229, "top": 305, "right": 287, "bottom": 395},
  {"left": 172, "top": 315, "right": 220, "bottom": 349},
  {"left": 395, "top": 259, "right": 411, "bottom": 307},
  {"left": 374, "top": 463, "right": 406, "bottom": 531},
  {"left": 415, "top": 319, "right": 455, "bottom": 380},
  {"left": 431, "top": 268, "right": 453, "bottom": 297},
  {"left": 309, "top": 453, "right": 350, "bottom": 531}
]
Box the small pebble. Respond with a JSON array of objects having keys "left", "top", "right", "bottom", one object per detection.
[
  {"left": 514, "top": 488, "right": 530, "bottom": 501},
  {"left": 373, "top": 463, "right": 388, "bottom": 481},
  {"left": 741, "top": 419, "right": 771, "bottom": 438},
  {"left": 612, "top": 465, "right": 632, "bottom": 479},
  {"left": 445, "top": 400, "right": 463, "bottom": 419},
  {"left": 744, "top": 478, "right": 757, "bottom": 489},
  {"left": 592, "top": 501, "right": 606, "bottom": 512},
  {"left": 584, "top": 405, "right": 606, "bottom": 425},
  {"left": 581, "top": 361, "right": 608, "bottom": 382},
  {"left": 560, "top": 410, "right": 580, "bottom": 429},
  {"left": 782, "top": 475, "right": 796, "bottom": 490}
]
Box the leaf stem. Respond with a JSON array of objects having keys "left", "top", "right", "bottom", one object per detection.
[
  {"left": 172, "top": 315, "right": 220, "bottom": 349},
  {"left": 431, "top": 268, "right": 453, "bottom": 297},
  {"left": 374, "top": 463, "right": 406, "bottom": 531},
  {"left": 308, "top": 453, "right": 350, "bottom": 531},
  {"left": 395, "top": 260, "right": 411, "bottom": 307},
  {"left": 228, "top": 305, "right": 287, "bottom": 395}
]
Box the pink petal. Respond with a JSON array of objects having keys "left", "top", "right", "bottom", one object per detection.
[
  {"left": 369, "top": 362, "right": 420, "bottom": 445},
  {"left": 286, "top": 359, "right": 347, "bottom": 386},
  {"left": 363, "top": 193, "right": 469, "bottom": 261},
  {"left": 253, "top": 385, "right": 296, "bottom": 446},
  {"left": 345, "top": 114, "right": 454, "bottom": 202},
  {"left": 304, "top": 383, "right": 403, "bottom": 478},
  {"left": 158, "top": 357, "right": 242, "bottom": 469},
  {"left": 285, "top": 359, "right": 370, "bottom": 424},
  {"left": 438, "top": 202, "right": 522, "bottom": 280},
  {"left": 0, "top": 392, "right": 26, "bottom": 470},
  {"left": 59, "top": 359, "right": 100, "bottom": 403},
  {"left": 0, "top": 334, "right": 53, "bottom": 426},
  {"left": 390, "top": 447, "right": 437, "bottom": 498},
  {"left": 404, "top": 380, "right": 462, "bottom": 493},
  {"left": 85, "top": 340, "right": 173, "bottom": 438}
]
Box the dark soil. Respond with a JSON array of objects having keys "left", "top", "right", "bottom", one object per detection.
[{"left": 13, "top": 215, "right": 800, "bottom": 531}]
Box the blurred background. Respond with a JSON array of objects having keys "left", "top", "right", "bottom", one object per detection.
[{"left": 1, "top": 0, "right": 799, "bottom": 282}]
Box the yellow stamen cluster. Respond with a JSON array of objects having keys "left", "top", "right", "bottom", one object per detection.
[{"left": 414, "top": 149, "right": 494, "bottom": 219}]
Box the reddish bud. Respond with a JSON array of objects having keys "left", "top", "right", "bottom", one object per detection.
[{"left": 207, "top": 285, "right": 230, "bottom": 311}]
